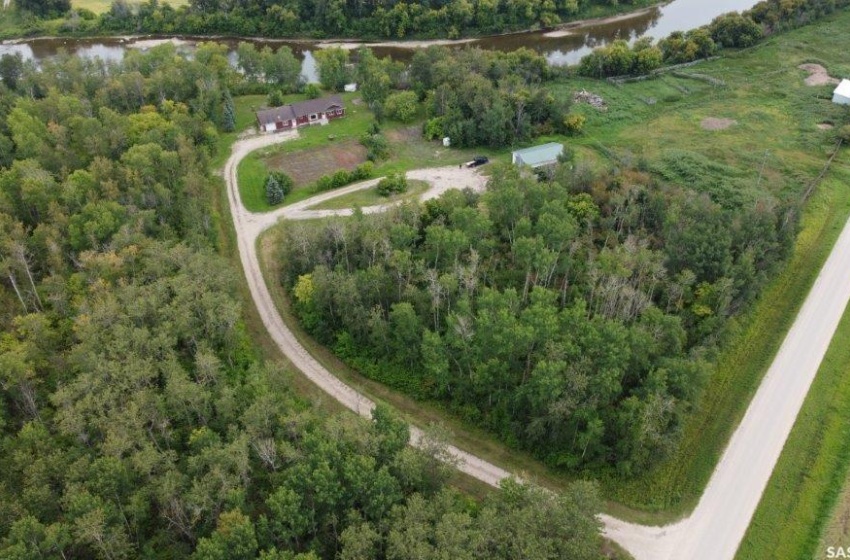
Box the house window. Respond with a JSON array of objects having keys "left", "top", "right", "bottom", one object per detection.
[{"left": 310, "top": 114, "right": 317, "bottom": 120}]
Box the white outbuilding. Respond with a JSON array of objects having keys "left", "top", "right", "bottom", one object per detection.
[{"left": 833, "top": 79, "right": 850, "bottom": 105}]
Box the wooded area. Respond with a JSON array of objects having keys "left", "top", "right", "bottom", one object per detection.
[
  {"left": 0, "top": 45, "right": 604, "bottom": 559},
  {"left": 278, "top": 160, "right": 797, "bottom": 475}
]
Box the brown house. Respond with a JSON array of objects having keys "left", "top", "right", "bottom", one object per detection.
[{"left": 257, "top": 95, "right": 345, "bottom": 133}]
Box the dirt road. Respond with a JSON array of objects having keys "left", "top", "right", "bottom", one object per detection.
[{"left": 225, "top": 133, "right": 850, "bottom": 560}]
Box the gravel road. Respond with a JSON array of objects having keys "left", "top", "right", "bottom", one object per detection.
[{"left": 225, "top": 132, "right": 850, "bottom": 560}]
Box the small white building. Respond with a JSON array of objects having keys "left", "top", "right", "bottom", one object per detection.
[
  {"left": 833, "top": 79, "right": 850, "bottom": 105},
  {"left": 344, "top": 83, "right": 358, "bottom": 92}
]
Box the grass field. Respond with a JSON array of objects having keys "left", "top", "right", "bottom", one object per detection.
[{"left": 250, "top": 8, "right": 850, "bottom": 535}]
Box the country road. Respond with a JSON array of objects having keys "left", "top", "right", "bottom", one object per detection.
[{"left": 224, "top": 132, "right": 850, "bottom": 560}]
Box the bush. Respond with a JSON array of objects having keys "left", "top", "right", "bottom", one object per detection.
[
  {"left": 315, "top": 163, "right": 373, "bottom": 192},
  {"left": 384, "top": 91, "right": 419, "bottom": 123},
  {"left": 304, "top": 83, "right": 321, "bottom": 99},
  {"left": 376, "top": 173, "right": 408, "bottom": 197},
  {"left": 268, "top": 89, "right": 285, "bottom": 107},
  {"left": 562, "top": 114, "right": 586, "bottom": 136},
  {"left": 351, "top": 161, "right": 374, "bottom": 181},
  {"left": 361, "top": 130, "right": 389, "bottom": 161},
  {"left": 709, "top": 12, "right": 764, "bottom": 48}
]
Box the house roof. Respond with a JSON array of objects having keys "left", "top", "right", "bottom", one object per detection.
[
  {"left": 256, "top": 95, "right": 344, "bottom": 125},
  {"left": 512, "top": 142, "right": 564, "bottom": 167},
  {"left": 835, "top": 79, "right": 850, "bottom": 98}
]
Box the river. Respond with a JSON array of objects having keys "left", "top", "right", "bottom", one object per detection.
[{"left": 0, "top": 0, "right": 761, "bottom": 81}]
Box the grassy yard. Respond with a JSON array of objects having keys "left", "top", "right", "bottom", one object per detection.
[
  {"left": 308, "top": 179, "right": 430, "bottom": 210},
  {"left": 237, "top": 94, "right": 507, "bottom": 212}
]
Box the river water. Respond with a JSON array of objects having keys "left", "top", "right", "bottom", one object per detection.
[{"left": 0, "top": 0, "right": 761, "bottom": 82}]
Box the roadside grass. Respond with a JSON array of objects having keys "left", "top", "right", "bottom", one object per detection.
[
  {"left": 735, "top": 197, "right": 850, "bottom": 560},
  {"left": 817, "top": 463, "right": 850, "bottom": 559},
  {"left": 307, "top": 179, "right": 430, "bottom": 210}
]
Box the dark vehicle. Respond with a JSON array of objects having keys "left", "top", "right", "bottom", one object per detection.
[{"left": 465, "top": 155, "right": 489, "bottom": 168}]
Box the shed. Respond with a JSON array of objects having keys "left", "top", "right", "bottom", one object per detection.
[
  {"left": 833, "top": 79, "right": 850, "bottom": 105},
  {"left": 511, "top": 142, "right": 564, "bottom": 168}
]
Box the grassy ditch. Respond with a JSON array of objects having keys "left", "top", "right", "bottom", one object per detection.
[{"left": 735, "top": 216, "right": 850, "bottom": 560}]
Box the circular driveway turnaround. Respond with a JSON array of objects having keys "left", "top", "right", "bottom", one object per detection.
[{"left": 224, "top": 133, "right": 850, "bottom": 560}]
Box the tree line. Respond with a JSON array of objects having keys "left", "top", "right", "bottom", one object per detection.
[
  {"left": 277, "top": 161, "right": 797, "bottom": 475},
  {"left": 83, "top": 0, "right": 650, "bottom": 40},
  {"left": 0, "top": 45, "right": 604, "bottom": 559}
]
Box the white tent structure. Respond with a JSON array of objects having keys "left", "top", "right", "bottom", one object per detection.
[{"left": 833, "top": 79, "right": 850, "bottom": 105}]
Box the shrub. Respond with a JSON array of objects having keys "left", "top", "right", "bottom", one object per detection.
[
  {"left": 709, "top": 12, "right": 764, "bottom": 48},
  {"left": 361, "top": 130, "right": 389, "bottom": 161},
  {"left": 384, "top": 91, "right": 419, "bottom": 123},
  {"left": 563, "top": 114, "right": 586, "bottom": 136},
  {"left": 267, "top": 89, "right": 285, "bottom": 107},
  {"left": 304, "top": 83, "right": 321, "bottom": 99},
  {"left": 351, "top": 161, "right": 374, "bottom": 181},
  {"left": 315, "top": 163, "right": 373, "bottom": 192},
  {"left": 376, "top": 173, "right": 408, "bottom": 197}
]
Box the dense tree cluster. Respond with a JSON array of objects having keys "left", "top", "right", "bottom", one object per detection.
[
  {"left": 577, "top": 38, "right": 664, "bottom": 78},
  {"left": 278, "top": 162, "right": 797, "bottom": 475},
  {"left": 409, "top": 46, "right": 570, "bottom": 148},
  {"left": 0, "top": 46, "right": 604, "bottom": 559}
]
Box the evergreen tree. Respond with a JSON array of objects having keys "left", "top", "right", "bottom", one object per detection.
[
  {"left": 265, "top": 174, "right": 284, "bottom": 205},
  {"left": 222, "top": 89, "right": 236, "bottom": 132}
]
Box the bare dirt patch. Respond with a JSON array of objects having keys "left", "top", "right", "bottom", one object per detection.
[
  {"left": 818, "top": 122, "right": 835, "bottom": 130},
  {"left": 701, "top": 117, "right": 737, "bottom": 131},
  {"left": 264, "top": 139, "right": 367, "bottom": 187},
  {"left": 798, "top": 63, "right": 840, "bottom": 86}
]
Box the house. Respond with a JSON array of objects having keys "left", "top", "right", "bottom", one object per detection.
[
  {"left": 833, "top": 79, "right": 850, "bottom": 105},
  {"left": 256, "top": 95, "right": 345, "bottom": 133},
  {"left": 511, "top": 142, "right": 564, "bottom": 169}
]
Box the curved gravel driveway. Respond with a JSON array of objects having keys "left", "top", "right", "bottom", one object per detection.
[{"left": 224, "top": 132, "right": 850, "bottom": 560}]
